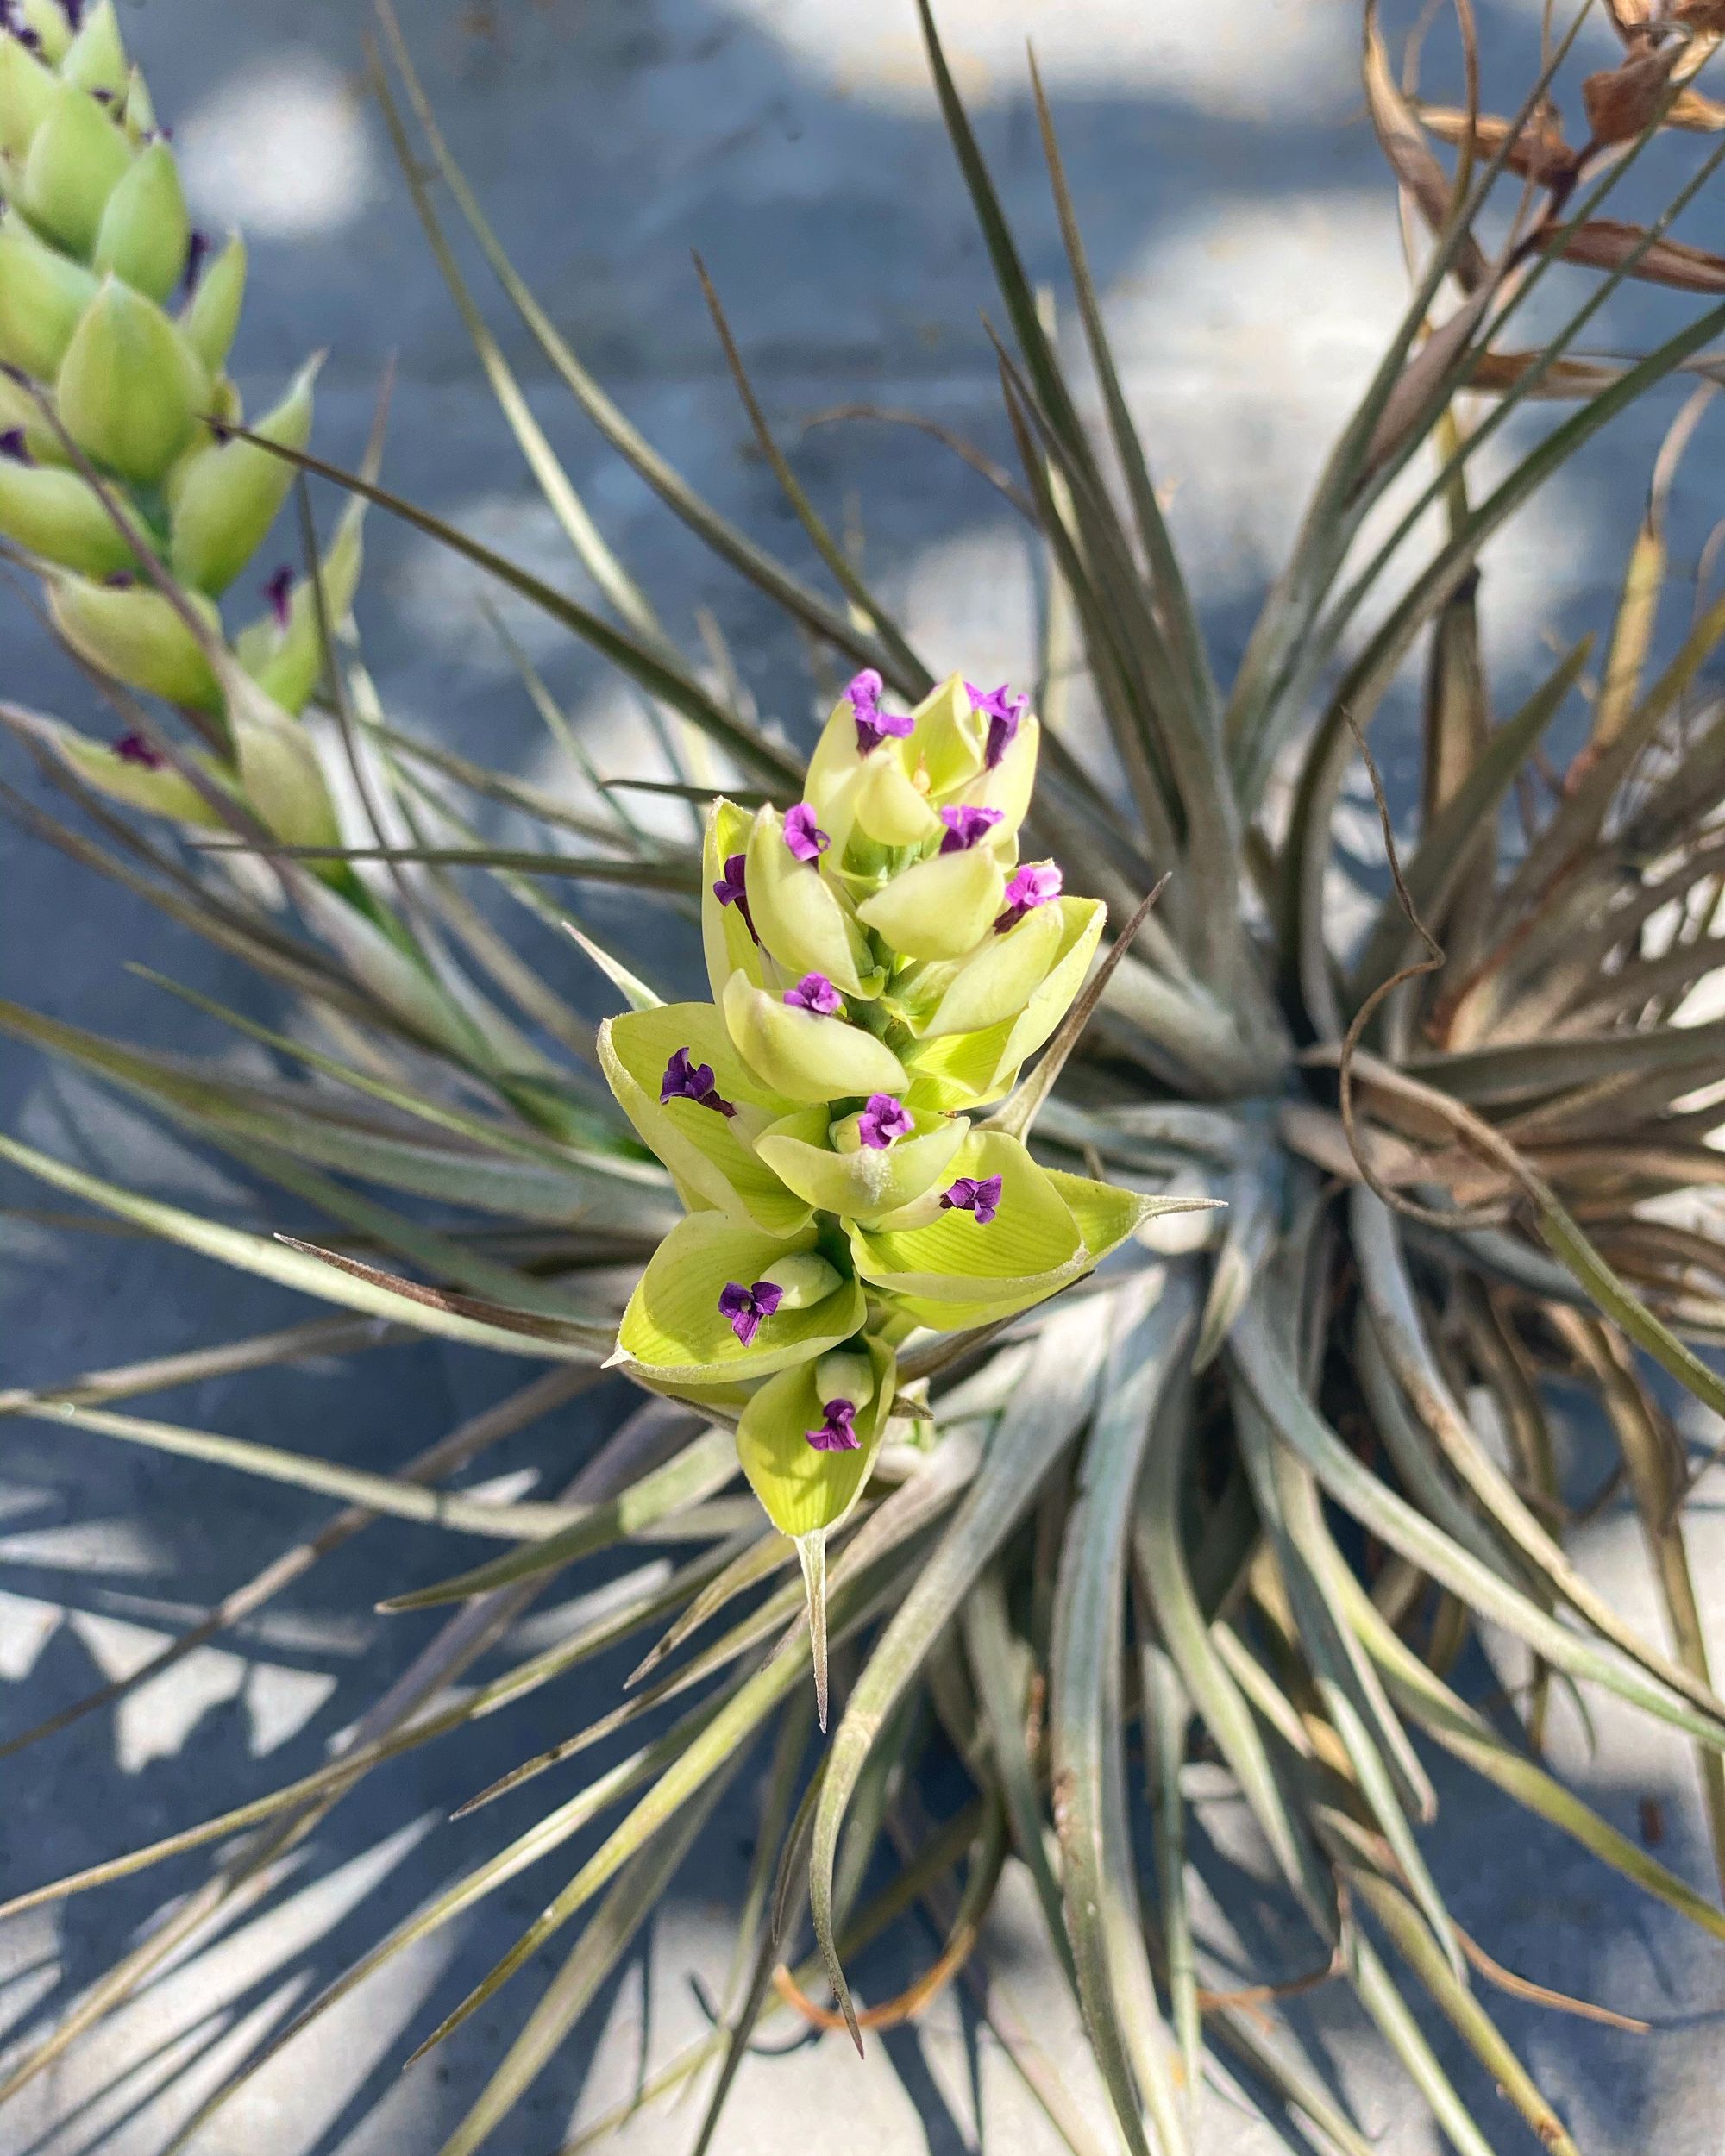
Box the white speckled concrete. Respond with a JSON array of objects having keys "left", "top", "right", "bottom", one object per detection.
[{"left": 3, "top": 2, "right": 1725, "bottom": 2149}]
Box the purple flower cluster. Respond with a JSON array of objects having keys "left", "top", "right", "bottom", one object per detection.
[
  {"left": 965, "top": 680, "right": 1028, "bottom": 770},
  {"left": 847, "top": 668, "right": 915, "bottom": 756},
  {"left": 856, "top": 1094, "right": 913, "bottom": 1150},
  {"left": 660, "top": 1047, "right": 736, "bottom": 1118},
  {"left": 806, "top": 1396, "right": 861, "bottom": 1451},
  {"left": 718, "top": 1278, "right": 784, "bottom": 1346},
  {"left": 783, "top": 804, "right": 830, "bottom": 862},
  {"left": 940, "top": 1174, "right": 1002, "bottom": 1225},
  {"left": 114, "top": 733, "right": 165, "bottom": 769},
  {"left": 939, "top": 804, "right": 1003, "bottom": 856},
  {"left": 994, "top": 862, "right": 1063, "bottom": 933},
  {"left": 784, "top": 973, "right": 844, "bottom": 1016}
]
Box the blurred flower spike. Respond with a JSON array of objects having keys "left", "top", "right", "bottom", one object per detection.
[
  {"left": 0, "top": 0, "right": 366, "bottom": 861},
  {"left": 599, "top": 673, "right": 1176, "bottom": 1720}
]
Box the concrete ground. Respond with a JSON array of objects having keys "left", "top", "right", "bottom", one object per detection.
[{"left": 3, "top": 1, "right": 1725, "bottom": 2150}]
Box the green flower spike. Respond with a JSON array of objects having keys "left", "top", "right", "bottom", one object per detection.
[
  {"left": 599, "top": 668, "right": 1205, "bottom": 1720},
  {"left": 0, "top": 9, "right": 357, "bottom": 856}
]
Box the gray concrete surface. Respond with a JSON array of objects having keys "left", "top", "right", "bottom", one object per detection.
[{"left": 3, "top": 1, "right": 1725, "bottom": 2149}]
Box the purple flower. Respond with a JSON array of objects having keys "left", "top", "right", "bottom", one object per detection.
[
  {"left": 938, "top": 804, "right": 1004, "bottom": 855},
  {"left": 2, "top": 0, "right": 42, "bottom": 48},
  {"left": 182, "top": 230, "right": 210, "bottom": 298},
  {"left": 712, "top": 850, "right": 758, "bottom": 942},
  {"left": 847, "top": 667, "right": 915, "bottom": 755},
  {"left": 718, "top": 1279, "right": 783, "bottom": 1347},
  {"left": 783, "top": 803, "right": 830, "bottom": 862},
  {"left": 114, "top": 733, "right": 165, "bottom": 770},
  {"left": 856, "top": 1094, "right": 913, "bottom": 1151},
  {"left": 784, "top": 972, "right": 843, "bottom": 1016},
  {"left": 263, "top": 565, "right": 293, "bottom": 632},
  {"left": 660, "top": 1046, "right": 736, "bottom": 1119},
  {"left": 806, "top": 1397, "right": 861, "bottom": 1451},
  {"left": 966, "top": 680, "right": 1029, "bottom": 771},
  {"left": 0, "top": 428, "right": 30, "bottom": 466},
  {"left": 994, "top": 861, "right": 1063, "bottom": 933},
  {"left": 940, "top": 1174, "right": 1003, "bottom": 1225}
]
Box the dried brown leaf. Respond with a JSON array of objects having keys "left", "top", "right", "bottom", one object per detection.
[
  {"left": 1675, "top": 0, "right": 1725, "bottom": 34},
  {"left": 1365, "top": 16, "right": 1489, "bottom": 291},
  {"left": 1419, "top": 102, "right": 1577, "bottom": 183},
  {"left": 1466, "top": 348, "right": 1627, "bottom": 398},
  {"left": 1604, "top": 0, "right": 1657, "bottom": 35},
  {"left": 1541, "top": 218, "right": 1725, "bottom": 292},
  {"left": 1669, "top": 85, "right": 1725, "bottom": 130},
  {"left": 1582, "top": 49, "right": 1678, "bottom": 145},
  {"left": 1364, "top": 284, "right": 1496, "bottom": 476}
]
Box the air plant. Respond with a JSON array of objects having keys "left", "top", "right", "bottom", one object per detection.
[{"left": 4, "top": 1, "right": 1725, "bottom": 2152}]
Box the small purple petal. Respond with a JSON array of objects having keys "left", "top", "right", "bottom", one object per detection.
[
  {"left": 0, "top": 427, "right": 30, "bottom": 466},
  {"left": 966, "top": 680, "right": 1030, "bottom": 771},
  {"left": 114, "top": 732, "right": 165, "bottom": 770},
  {"left": 856, "top": 1093, "right": 913, "bottom": 1151},
  {"left": 711, "top": 849, "right": 759, "bottom": 943},
  {"left": 856, "top": 705, "right": 915, "bottom": 755},
  {"left": 939, "top": 1173, "right": 1003, "bottom": 1226},
  {"left": 938, "top": 803, "right": 1004, "bottom": 855},
  {"left": 848, "top": 671, "right": 915, "bottom": 755},
  {"left": 806, "top": 1397, "right": 861, "bottom": 1451},
  {"left": 263, "top": 565, "right": 293, "bottom": 632},
  {"left": 182, "top": 230, "right": 210, "bottom": 297},
  {"left": 994, "top": 860, "right": 1063, "bottom": 933},
  {"left": 783, "top": 803, "right": 829, "bottom": 862},
  {"left": 784, "top": 972, "right": 844, "bottom": 1016},
  {"left": 660, "top": 1046, "right": 737, "bottom": 1118},
  {"left": 718, "top": 1278, "right": 783, "bottom": 1347},
  {"left": 103, "top": 570, "right": 135, "bottom": 588}
]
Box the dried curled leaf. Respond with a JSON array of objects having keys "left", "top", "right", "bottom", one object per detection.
[
  {"left": 1541, "top": 218, "right": 1725, "bottom": 293},
  {"left": 1418, "top": 101, "right": 1577, "bottom": 183},
  {"left": 1603, "top": 0, "right": 1658, "bottom": 34},
  {"left": 1364, "top": 16, "right": 1488, "bottom": 291},
  {"left": 1669, "top": 85, "right": 1725, "bottom": 130},
  {"left": 1467, "top": 349, "right": 1628, "bottom": 398},
  {"left": 1675, "top": 0, "right": 1725, "bottom": 33},
  {"left": 1581, "top": 49, "right": 1677, "bottom": 145}
]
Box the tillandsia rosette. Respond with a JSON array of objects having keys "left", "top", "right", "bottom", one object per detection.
[
  {"left": 599, "top": 668, "right": 1195, "bottom": 1716},
  {"left": 0, "top": 0, "right": 358, "bottom": 857}
]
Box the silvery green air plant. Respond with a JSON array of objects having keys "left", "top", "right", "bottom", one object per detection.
[
  {"left": 0, "top": 0, "right": 358, "bottom": 856},
  {"left": 600, "top": 672, "right": 1173, "bottom": 1721}
]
